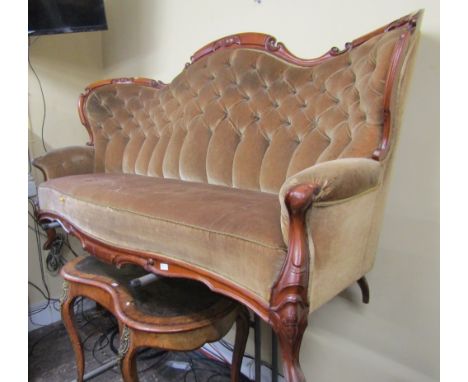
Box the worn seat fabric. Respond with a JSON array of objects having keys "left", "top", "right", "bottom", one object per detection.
[{"left": 38, "top": 173, "right": 287, "bottom": 302}]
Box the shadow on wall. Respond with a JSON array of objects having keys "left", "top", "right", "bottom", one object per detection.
[
  {"left": 383, "top": 31, "right": 440, "bottom": 222},
  {"left": 306, "top": 32, "right": 440, "bottom": 380}
]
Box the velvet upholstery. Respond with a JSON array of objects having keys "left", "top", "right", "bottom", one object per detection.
[
  {"left": 279, "top": 158, "right": 382, "bottom": 243},
  {"left": 82, "top": 29, "right": 401, "bottom": 192},
  {"left": 33, "top": 146, "right": 95, "bottom": 180},
  {"left": 34, "top": 12, "right": 421, "bottom": 312},
  {"left": 38, "top": 174, "right": 286, "bottom": 302}
]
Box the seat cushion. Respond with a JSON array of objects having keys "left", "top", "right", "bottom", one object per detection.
[{"left": 38, "top": 174, "right": 287, "bottom": 303}]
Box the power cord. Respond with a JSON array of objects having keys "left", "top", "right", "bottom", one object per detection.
[
  {"left": 28, "top": 38, "right": 47, "bottom": 153},
  {"left": 45, "top": 233, "right": 66, "bottom": 274}
]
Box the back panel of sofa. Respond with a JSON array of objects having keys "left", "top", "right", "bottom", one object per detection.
[{"left": 83, "top": 28, "right": 402, "bottom": 193}]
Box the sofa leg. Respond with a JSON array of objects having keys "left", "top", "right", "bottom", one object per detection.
[
  {"left": 357, "top": 276, "right": 370, "bottom": 304},
  {"left": 271, "top": 303, "right": 308, "bottom": 382},
  {"left": 269, "top": 184, "right": 318, "bottom": 382}
]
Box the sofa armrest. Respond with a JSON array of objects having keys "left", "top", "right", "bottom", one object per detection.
[
  {"left": 33, "top": 146, "right": 95, "bottom": 181},
  {"left": 279, "top": 158, "right": 382, "bottom": 244},
  {"left": 275, "top": 158, "right": 384, "bottom": 311}
]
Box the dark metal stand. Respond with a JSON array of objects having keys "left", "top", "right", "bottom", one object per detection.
[
  {"left": 253, "top": 314, "right": 279, "bottom": 381},
  {"left": 271, "top": 327, "right": 278, "bottom": 382},
  {"left": 254, "top": 314, "right": 262, "bottom": 382}
]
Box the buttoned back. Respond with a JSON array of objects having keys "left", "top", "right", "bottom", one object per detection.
[{"left": 82, "top": 28, "right": 402, "bottom": 193}]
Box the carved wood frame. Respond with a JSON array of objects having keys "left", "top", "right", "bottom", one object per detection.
[{"left": 40, "top": 10, "right": 423, "bottom": 382}]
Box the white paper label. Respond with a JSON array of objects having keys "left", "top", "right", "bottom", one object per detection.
[{"left": 160, "top": 263, "right": 169, "bottom": 271}]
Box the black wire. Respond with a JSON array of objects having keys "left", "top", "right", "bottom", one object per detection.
[
  {"left": 65, "top": 235, "right": 80, "bottom": 257},
  {"left": 29, "top": 212, "right": 50, "bottom": 300},
  {"left": 29, "top": 322, "right": 67, "bottom": 356},
  {"left": 29, "top": 204, "right": 79, "bottom": 275},
  {"left": 28, "top": 281, "right": 59, "bottom": 304},
  {"left": 137, "top": 349, "right": 169, "bottom": 373},
  {"left": 28, "top": 47, "right": 47, "bottom": 152}
]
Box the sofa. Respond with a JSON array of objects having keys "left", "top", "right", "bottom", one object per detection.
[{"left": 34, "top": 10, "right": 422, "bottom": 381}]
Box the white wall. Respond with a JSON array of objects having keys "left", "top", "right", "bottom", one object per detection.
[
  {"left": 28, "top": 32, "right": 102, "bottom": 307},
  {"left": 28, "top": 0, "right": 439, "bottom": 380}
]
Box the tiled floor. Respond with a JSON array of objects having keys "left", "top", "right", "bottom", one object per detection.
[{"left": 29, "top": 307, "right": 249, "bottom": 381}]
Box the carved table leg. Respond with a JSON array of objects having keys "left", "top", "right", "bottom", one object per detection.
[
  {"left": 231, "top": 307, "right": 249, "bottom": 382},
  {"left": 60, "top": 282, "right": 84, "bottom": 382},
  {"left": 357, "top": 276, "right": 370, "bottom": 304},
  {"left": 119, "top": 325, "right": 139, "bottom": 382}
]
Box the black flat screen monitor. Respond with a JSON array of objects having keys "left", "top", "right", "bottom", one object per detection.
[{"left": 29, "top": 0, "right": 108, "bottom": 36}]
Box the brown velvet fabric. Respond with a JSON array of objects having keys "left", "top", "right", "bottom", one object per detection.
[
  {"left": 33, "top": 146, "right": 95, "bottom": 181},
  {"left": 279, "top": 158, "right": 382, "bottom": 243},
  {"left": 38, "top": 174, "right": 286, "bottom": 303},
  {"left": 307, "top": 189, "right": 380, "bottom": 311},
  {"left": 83, "top": 29, "right": 402, "bottom": 192}
]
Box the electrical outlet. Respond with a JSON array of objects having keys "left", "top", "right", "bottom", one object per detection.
[{"left": 28, "top": 173, "right": 37, "bottom": 198}]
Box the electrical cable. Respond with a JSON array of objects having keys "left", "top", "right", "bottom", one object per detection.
[
  {"left": 45, "top": 233, "right": 66, "bottom": 273},
  {"left": 28, "top": 45, "right": 47, "bottom": 153}
]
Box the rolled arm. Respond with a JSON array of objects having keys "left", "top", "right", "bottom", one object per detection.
[
  {"left": 279, "top": 158, "right": 383, "bottom": 243},
  {"left": 33, "top": 146, "right": 95, "bottom": 181}
]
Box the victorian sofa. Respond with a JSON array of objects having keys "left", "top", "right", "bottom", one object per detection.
[{"left": 34, "top": 10, "right": 422, "bottom": 381}]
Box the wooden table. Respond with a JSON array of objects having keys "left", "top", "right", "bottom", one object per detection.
[{"left": 60, "top": 256, "right": 249, "bottom": 382}]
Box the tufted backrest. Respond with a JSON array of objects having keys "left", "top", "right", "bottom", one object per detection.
[{"left": 80, "top": 18, "right": 416, "bottom": 193}]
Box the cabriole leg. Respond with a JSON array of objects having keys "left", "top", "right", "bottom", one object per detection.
[
  {"left": 357, "top": 276, "right": 370, "bottom": 304},
  {"left": 60, "top": 283, "right": 84, "bottom": 382},
  {"left": 271, "top": 303, "right": 308, "bottom": 382},
  {"left": 119, "top": 325, "right": 139, "bottom": 382},
  {"left": 269, "top": 184, "right": 318, "bottom": 381}
]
